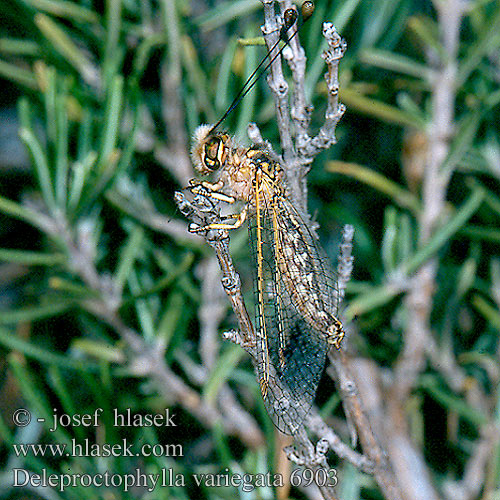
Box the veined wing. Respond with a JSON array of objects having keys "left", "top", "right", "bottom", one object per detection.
[
  {"left": 248, "top": 184, "right": 338, "bottom": 434},
  {"left": 274, "top": 194, "right": 343, "bottom": 342}
]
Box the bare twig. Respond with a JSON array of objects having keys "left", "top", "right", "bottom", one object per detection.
[
  {"left": 329, "top": 350, "right": 402, "bottom": 500},
  {"left": 280, "top": 0, "right": 309, "bottom": 137},
  {"left": 306, "top": 411, "right": 374, "bottom": 474},
  {"left": 261, "top": 0, "right": 294, "bottom": 161},
  {"left": 174, "top": 191, "right": 256, "bottom": 354},
  {"left": 299, "top": 23, "right": 346, "bottom": 158},
  {"left": 285, "top": 427, "right": 340, "bottom": 500}
]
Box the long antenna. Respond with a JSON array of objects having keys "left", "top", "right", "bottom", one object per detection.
[{"left": 209, "top": 1, "right": 315, "bottom": 135}]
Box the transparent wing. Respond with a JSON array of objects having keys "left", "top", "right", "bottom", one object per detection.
[
  {"left": 274, "top": 195, "right": 342, "bottom": 333},
  {"left": 248, "top": 189, "right": 339, "bottom": 434}
]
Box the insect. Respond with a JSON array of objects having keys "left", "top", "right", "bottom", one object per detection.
[
  {"left": 188, "top": 128, "right": 344, "bottom": 434},
  {"left": 183, "top": 1, "right": 345, "bottom": 434}
]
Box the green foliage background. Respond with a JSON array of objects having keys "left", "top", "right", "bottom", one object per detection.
[{"left": 0, "top": 0, "right": 499, "bottom": 499}]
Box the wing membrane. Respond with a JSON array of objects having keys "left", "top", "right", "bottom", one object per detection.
[{"left": 248, "top": 188, "right": 338, "bottom": 434}]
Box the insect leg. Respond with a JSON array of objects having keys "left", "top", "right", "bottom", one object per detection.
[
  {"left": 188, "top": 178, "right": 224, "bottom": 192},
  {"left": 188, "top": 181, "right": 236, "bottom": 205},
  {"left": 189, "top": 206, "right": 248, "bottom": 233}
]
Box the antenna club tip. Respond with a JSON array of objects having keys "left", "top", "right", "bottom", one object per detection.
[
  {"left": 301, "top": 1, "right": 315, "bottom": 22},
  {"left": 283, "top": 8, "right": 298, "bottom": 30}
]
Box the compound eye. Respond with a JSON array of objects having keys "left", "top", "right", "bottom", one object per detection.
[{"left": 203, "top": 138, "right": 222, "bottom": 171}]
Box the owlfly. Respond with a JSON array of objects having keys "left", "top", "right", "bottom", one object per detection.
[{"left": 181, "top": 1, "right": 345, "bottom": 435}]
